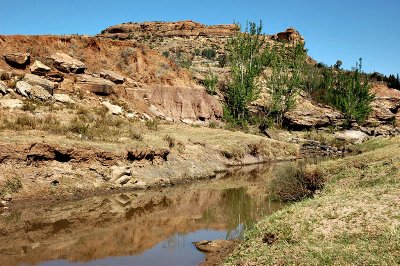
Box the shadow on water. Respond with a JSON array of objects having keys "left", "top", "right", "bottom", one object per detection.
[{"left": 0, "top": 164, "right": 284, "bottom": 266}]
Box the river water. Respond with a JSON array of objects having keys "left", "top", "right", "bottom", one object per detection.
[{"left": 0, "top": 164, "right": 284, "bottom": 266}]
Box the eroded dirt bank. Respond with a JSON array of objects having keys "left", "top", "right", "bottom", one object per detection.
[{"left": 0, "top": 124, "right": 298, "bottom": 205}]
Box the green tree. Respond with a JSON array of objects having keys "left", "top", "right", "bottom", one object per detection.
[
  {"left": 203, "top": 70, "right": 218, "bottom": 95},
  {"left": 334, "top": 60, "right": 343, "bottom": 70},
  {"left": 324, "top": 58, "right": 374, "bottom": 123},
  {"left": 266, "top": 42, "right": 308, "bottom": 125},
  {"left": 224, "top": 21, "right": 270, "bottom": 125}
]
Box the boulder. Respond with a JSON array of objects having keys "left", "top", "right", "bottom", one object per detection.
[
  {"left": 43, "top": 71, "right": 64, "bottom": 83},
  {"left": 15, "top": 81, "right": 32, "bottom": 97},
  {"left": 335, "top": 130, "right": 369, "bottom": 144},
  {"left": 284, "top": 99, "right": 344, "bottom": 129},
  {"left": 30, "top": 60, "right": 51, "bottom": 75},
  {"left": 194, "top": 240, "right": 232, "bottom": 253},
  {"left": 115, "top": 175, "right": 131, "bottom": 185},
  {"left": 53, "top": 94, "right": 74, "bottom": 104},
  {"left": 3, "top": 53, "right": 30, "bottom": 68},
  {"left": 274, "top": 28, "right": 305, "bottom": 44},
  {"left": 24, "top": 73, "right": 56, "bottom": 93},
  {"left": 100, "top": 70, "right": 125, "bottom": 84},
  {"left": 77, "top": 74, "right": 114, "bottom": 95},
  {"left": 0, "top": 81, "right": 8, "bottom": 95},
  {"left": 49, "top": 53, "right": 86, "bottom": 74},
  {"left": 29, "top": 85, "right": 52, "bottom": 101},
  {"left": 101, "top": 101, "right": 123, "bottom": 115},
  {"left": 0, "top": 98, "right": 23, "bottom": 109},
  {"left": 110, "top": 166, "right": 131, "bottom": 181}
]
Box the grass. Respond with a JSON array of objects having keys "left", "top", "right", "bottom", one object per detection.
[
  {"left": 0, "top": 177, "right": 23, "bottom": 197},
  {"left": 225, "top": 136, "right": 400, "bottom": 265}
]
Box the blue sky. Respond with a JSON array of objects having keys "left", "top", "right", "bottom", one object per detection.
[{"left": 1, "top": 0, "right": 399, "bottom": 75}]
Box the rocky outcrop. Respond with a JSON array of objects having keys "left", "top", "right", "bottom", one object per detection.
[
  {"left": 0, "top": 80, "right": 8, "bottom": 95},
  {"left": 15, "top": 81, "right": 31, "bottom": 98},
  {"left": 284, "top": 99, "right": 344, "bottom": 129},
  {"left": 0, "top": 142, "right": 118, "bottom": 165},
  {"left": 273, "top": 28, "right": 305, "bottom": 44},
  {"left": 0, "top": 98, "right": 23, "bottom": 109},
  {"left": 194, "top": 240, "right": 232, "bottom": 253},
  {"left": 3, "top": 53, "right": 30, "bottom": 68},
  {"left": 126, "top": 148, "right": 170, "bottom": 163},
  {"left": 53, "top": 93, "right": 74, "bottom": 103},
  {"left": 76, "top": 74, "right": 114, "bottom": 95},
  {"left": 23, "top": 73, "right": 57, "bottom": 93},
  {"left": 30, "top": 60, "right": 51, "bottom": 75},
  {"left": 335, "top": 130, "right": 369, "bottom": 144},
  {"left": 15, "top": 80, "right": 52, "bottom": 100},
  {"left": 101, "top": 101, "right": 123, "bottom": 115},
  {"left": 99, "top": 20, "right": 239, "bottom": 39},
  {"left": 49, "top": 53, "right": 86, "bottom": 74},
  {"left": 100, "top": 70, "right": 125, "bottom": 84}
]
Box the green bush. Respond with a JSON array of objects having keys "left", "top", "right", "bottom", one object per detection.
[
  {"left": 145, "top": 119, "right": 159, "bottom": 131},
  {"left": 203, "top": 71, "right": 218, "bottom": 95},
  {"left": 162, "top": 51, "right": 170, "bottom": 58},
  {"left": 201, "top": 48, "right": 217, "bottom": 60}
]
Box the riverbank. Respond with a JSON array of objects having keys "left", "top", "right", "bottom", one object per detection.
[
  {"left": 225, "top": 136, "right": 400, "bottom": 265},
  {"left": 0, "top": 120, "right": 298, "bottom": 205}
]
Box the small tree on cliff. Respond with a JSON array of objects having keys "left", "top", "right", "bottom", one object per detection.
[
  {"left": 224, "top": 21, "right": 270, "bottom": 126},
  {"left": 323, "top": 58, "right": 374, "bottom": 123}
]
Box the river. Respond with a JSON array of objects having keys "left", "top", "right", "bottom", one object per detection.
[{"left": 0, "top": 164, "right": 285, "bottom": 266}]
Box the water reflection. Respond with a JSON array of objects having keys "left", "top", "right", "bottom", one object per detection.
[{"left": 0, "top": 165, "right": 283, "bottom": 266}]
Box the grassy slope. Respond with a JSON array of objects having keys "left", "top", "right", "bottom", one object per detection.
[{"left": 225, "top": 136, "right": 400, "bottom": 265}]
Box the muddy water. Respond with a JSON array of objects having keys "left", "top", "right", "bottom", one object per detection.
[{"left": 0, "top": 165, "right": 283, "bottom": 266}]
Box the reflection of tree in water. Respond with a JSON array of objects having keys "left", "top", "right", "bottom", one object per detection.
[
  {"left": 163, "top": 233, "right": 186, "bottom": 254},
  {"left": 220, "top": 187, "right": 254, "bottom": 239}
]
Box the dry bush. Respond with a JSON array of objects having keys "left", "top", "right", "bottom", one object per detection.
[
  {"left": 145, "top": 119, "right": 159, "bottom": 131},
  {"left": 221, "top": 147, "right": 245, "bottom": 160},
  {"left": 163, "top": 134, "right": 176, "bottom": 148},
  {"left": 271, "top": 162, "right": 324, "bottom": 202},
  {"left": 130, "top": 128, "right": 144, "bottom": 141}
]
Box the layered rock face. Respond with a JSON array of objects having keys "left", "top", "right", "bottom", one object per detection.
[{"left": 99, "top": 20, "right": 239, "bottom": 39}]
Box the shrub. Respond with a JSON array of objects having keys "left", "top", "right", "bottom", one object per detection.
[
  {"left": 163, "top": 134, "right": 176, "bottom": 148},
  {"left": 15, "top": 114, "right": 37, "bottom": 129},
  {"left": 68, "top": 117, "right": 90, "bottom": 136},
  {"left": 203, "top": 71, "right": 218, "bottom": 95},
  {"left": 217, "top": 54, "right": 228, "bottom": 67},
  {"left": 208, "top": 121, "right": 218, "bottom": 128},
  {"left": 162, "top": 51, "right": 170, "bottom": 58},
  {"left": 270, "top": 162, "right": 324, "bottom": 202},
  {"left": 130, "top": 129, "right": 144, "bottom": 141},
  {"left": 22, "top": 101, "right": 37, "bottom": 113},
  {"left": 145, "top": 119, "right": 159, "bottom": 131},
  {"left": 0, "top": 177, "right": 22, "bottom": 196},
  {"left": 201, "top": 48, "right": 217, "bottom": 60}
]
